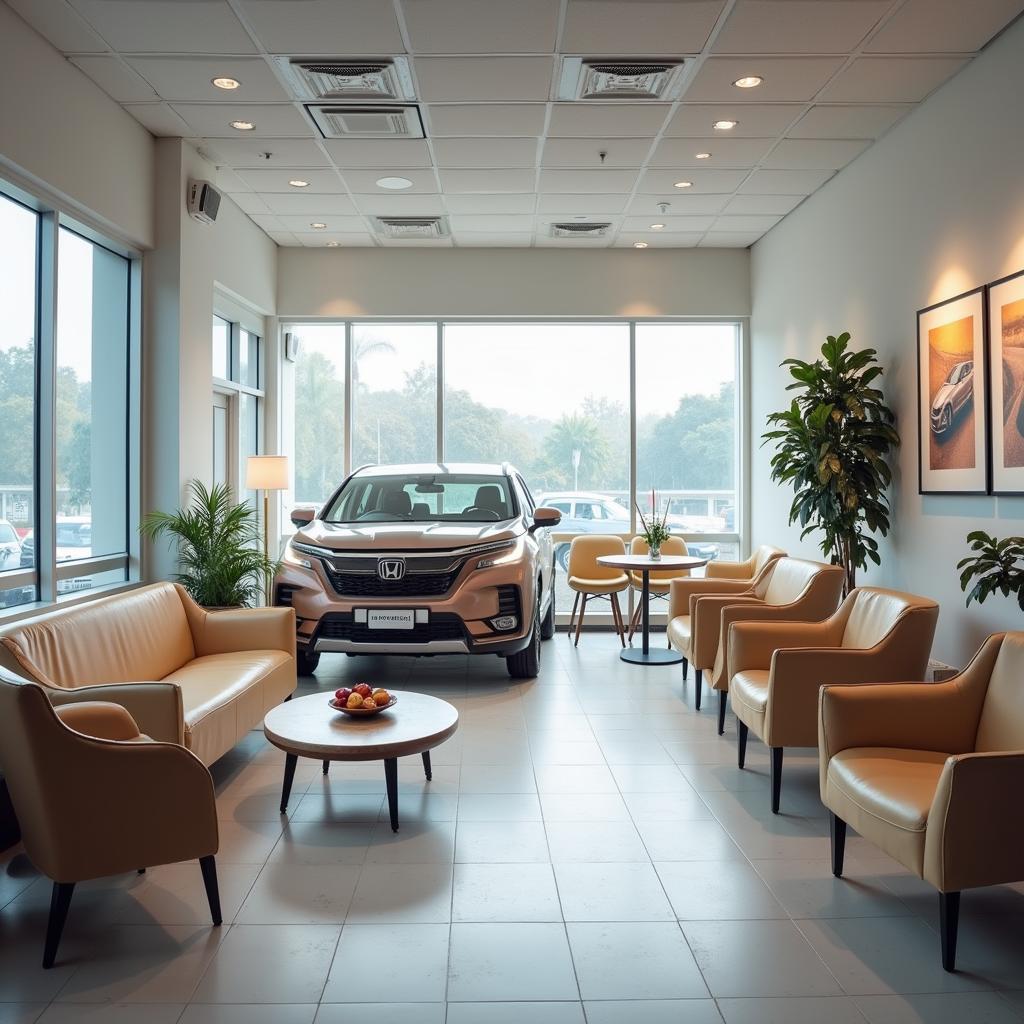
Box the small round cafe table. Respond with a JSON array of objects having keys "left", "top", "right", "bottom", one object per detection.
[
  {"left": 596, "top": 553, "right": 709, "bottom": 665},
  {"left": 264, "top": 690, "right": 459, "bottom": 831}
]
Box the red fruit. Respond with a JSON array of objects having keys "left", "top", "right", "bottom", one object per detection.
[
  {"left": 354, "top": 683, "right": 372, "bottom": 698},
  {"left": 335, "top": 688, "right": 352, "bottom": 703}
]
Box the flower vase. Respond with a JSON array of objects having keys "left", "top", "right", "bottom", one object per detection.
[{"left": 649, "top": 543, "right": 662, "bottom": 561}]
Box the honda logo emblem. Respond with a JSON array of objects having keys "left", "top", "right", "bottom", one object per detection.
[{"left": 378, "top": 558, "right": 406, "bottom": 581}]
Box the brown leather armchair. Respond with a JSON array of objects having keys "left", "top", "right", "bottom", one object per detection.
[
  {"left": 820, "top": 632, "right": 1024, "bottom": 972},
  {"left": 0, "top": 669, "right": 221, "bottom": 968},
  {"left": 728, "top": 587, "right": 939, "bottom": 814},
  {"left": 705, "top": 544, "right": 785, "bottom": 581}
]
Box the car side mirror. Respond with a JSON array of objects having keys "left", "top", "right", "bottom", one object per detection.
[
  {"left": 530, "top": 506, "right": 561, "bottom": 533},
  {"left": 290, "top": 507, "right": 316, "bottom": 528}
]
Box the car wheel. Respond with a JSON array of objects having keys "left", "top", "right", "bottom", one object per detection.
[
  {"left": 942, "top": 405, "right": 952, "bottom": 432},
  {"left": 507, "top": 597, "right": 541, "bottom": 679},
  {"left": 555, "top": 543, "right": 571, "bottom": 573},
  {"left": 540, "top": 577, "right": 556, "bottom": 641},
  {"left": 296, "top": 647, "right": 320, "bottom": 676}
]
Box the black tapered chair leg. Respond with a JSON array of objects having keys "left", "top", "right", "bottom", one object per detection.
[
  {"left": 682, "top": 656, "right": 688, "bottom": 681},
  {"left": 737, "top": 721, "right": 748, "bottom": 769},
  {"left": 940, "top": 891, "right": 961, "bottom": 972},
  {"left": 717, "top": 690, "right": 727, "bottom": 735},
  {"left": 322, "top": 760, "right": 330, "bottom": 775},
  {"left": 199, "top": 855, "right": 222, "bottom": 926},
  {"left": 695, "top": 669, "right": 703, "bottom": 710},
  {"left": 830, "top": 814, "right": 847, "bottom": 877},
  {"left": 770, "top": 747, "right": 784, "bottom": 814},
  {"left": 42, "top": 882, "right": 74, "bottom": 969}
]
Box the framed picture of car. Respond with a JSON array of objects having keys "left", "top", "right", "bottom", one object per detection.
[
  {"left": 987, "top": 268, "right": 1024, "bottom": 494},
  {"left": 917, "top": 286, "right": 989, "bottom": 494}
]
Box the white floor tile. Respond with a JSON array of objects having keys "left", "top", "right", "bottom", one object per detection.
[
  {"left": 315, "top": 1005, "right": 444, "bottom": 1024},
  {"left": 236, "top": 864, "right": 360, "bottom": 924},
  {"left": 717, "top": 996, "right": 867, "bottom": 1024},
  {"left": 179, "top": 1006, "right": 317, "bottom": 1024},
  {"left": 454, "top": 820, "right": 550, "bottom": 863},
  {"left": 546, "top": 821, "right": 649, "bottom": 863},
  {"left": 656, "top": 860, "right": 787, "bottom": 921},
  {"left": 346, "top": 864, "right": 453, "bottom": 924},
  {"left": 452, "top": 863, "right": 561, "bottom": 922},
  {"left": 584, "top": 1001, "right": 722, "bottom": 1024},
  {"left": 854, "top": 992, "right": 1023, "bottom": 1024},
  {"left": 446, "top": 1004, "right": 585, "bottom": 1024},
  {"left": 554, "top": 862, "right": 675, "bottom": 922}
]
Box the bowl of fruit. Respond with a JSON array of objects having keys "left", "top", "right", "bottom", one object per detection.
[{"left": 329, "top": 684, "right": 397, "bottom": 717}]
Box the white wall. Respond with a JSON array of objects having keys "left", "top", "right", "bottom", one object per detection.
[
  {"left": 0, "top": 3, "right": 154, "bottom": 248},
  {"left": 278, "top": 247, "right": 750, "bottom": 318},
  {"left": 750, "top": 16, "right": 1024, "bottom": 665}
]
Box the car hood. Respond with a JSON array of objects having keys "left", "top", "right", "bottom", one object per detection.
[
  {"left": 295, "top": 520, "right": 522, "bottom": 552},
  {"left": 931, "top": 383, "right": 956, "bottom": 411}
]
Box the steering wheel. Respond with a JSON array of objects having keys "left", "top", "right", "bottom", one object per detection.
[{"left": 462, "top": 505, "right": 502, "bottom": 521}]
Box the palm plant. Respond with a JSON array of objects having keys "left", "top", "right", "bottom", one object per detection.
[
  {"left": 762, "top": 332, "right": 899, "bottom": 594},
  {"left": 141, "top": 481, "right": 279, "bottom": 608}
]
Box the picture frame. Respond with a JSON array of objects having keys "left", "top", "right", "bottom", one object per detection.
[
  {"left": 987, "top": 268, "right": 1024, "bottom": 494},
  {"left": 917, "top": 287, "right": 989, "bottom": 495}
]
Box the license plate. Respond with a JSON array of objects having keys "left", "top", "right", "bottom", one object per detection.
[{"left": 367, "top": 609, "right": 416, "bottom": 630}]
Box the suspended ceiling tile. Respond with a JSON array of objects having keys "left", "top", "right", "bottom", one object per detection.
[
  {"left": 233, "top": 167, "right": 345, "bottom": 192},
  {"left": 351, "top": 194, "right": 447, "bottom": 215},
  {"left": 448, "top": 214, "right": 537, "bottom": 232},
  {"left": 535, "top": 235, "right": 611, "bottom": 246},
  {"left": 540, "top": 138, "right": 654, "bottom": 168},
  {"left": 432, "top": 138, "right": 540, "bottom": 169},
  {"left": 170, "top": 103, "right": 314, "bottom": 138},
  {"left": 614, "top": 232, "right": 703, "bottom": 247},
  {"left": 547, "top": 103, "right": 671, "bottom": 138},
  {"left": 67, "top": 0, "right": 256, "bottom": 53},
  {"left": 787, "top": 104, "right": 913, "bottom": 139},
  {"left": 537, "top": 168, "right": 640, "bottom": 193},
  {"left": 274, "top": 214, "right": 368, "bottom": 231},
  {"left": 818, "top": 56, "right": 970, "bottom": 103},
  {"left": 683, "top": 56, "right": 846, "bottom": 104},
  {"left": 293, "top": 231, "right": 376, "bottom": 246},
  {"left": 664, "top": 103, "right": 804, "bottom": 137},
  {"left": 636, "top": 168, "right": 749, "bottom": 194},
  {"left": 264, "top": 230, "right": 300, "bottom": 245},
  {"left": 712, "top": 214, "right": 784, "bottom": 232},
  {"left": 721, "top": 194, "right": 804, "bottom": 215},
  {"left": 425, "top": 104, "right": 548, "bottom": 137},
  {"left": 260, "top": 193, "right": 359, "bottom": 215},
  {"left": 456, "top": 234, "right": 535, "bottom": 246},
  {"left": 413, "top": 57, "right": 554, "bottom": 102},
  {"left": 562, "top": 0, "right": 725, "bottom": 53},
  {"left": 621, "top": 215, "right": 715, "bottom": 232},
  {"left": 536, "top": 194, "right": 628, "bottom": 213},
  {"left": 443, "top": 194, "right": 538, "bottom": 214},
  {"left": 121, "top": 102, "right": 192, "bottom": 136},
  {"left": 196, "top": 138, "right": 331, "bottom": 168},
  {"left": 713, "top": 1, "right": 890, "bottom": 54},
  {"left": 378, "top": 236, "right": 454, "bottom": 246},
  {"left": 700, "top": 231, "right": 763, "bottom": 246},
  {"left": 626, "top": 193, "right": 732, "bottom": 215},
  {"left": 401, "top": 0, "right": 560, "bottom": 52},
  {"left": 123, "top": 57, "right": 290, "bottom": 104},
  {"left": 649, "top": 136, "right": 774, "bottom": 168},
  {"left": 321, "top": 139, "right": 435, "bottom": 168},
  {"left": 69, "top": 56, "right": 158, "bottom": 102},
  {"left": 5, "top": 0, "right": 107, "bottom": 52},
  {"left": 439, "top": 168, "right": 537, "bottom": 192},
  {"left": 738, "top": 167, "right": 835, "bottom": 194},
  {"left": 235, "top": 0, "right": 404, "bottom": 54},
  {"left": 865, "top": 0, "right": 1024, "bottom": 53},
  {"left": 340, "top": 167, "right": 440, "bottom": 192},
  {"left": 210, "top": 167, "right": 252, "bottom": 194},
  {"left": 228, "top": 192, "right": 272, "bottom": 215},
  {"left": 248, "top": 213, "right": 287, "bottom": 230},
  {"left": 761, "top": 138, "right": 870, "bottom": 169}
]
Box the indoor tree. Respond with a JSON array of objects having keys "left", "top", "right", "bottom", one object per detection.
[
  {"left": 958, "top": 532, "right": 1024, "bottom": 609},
  {"left": 762, "top": 332, "right": 899, "bottom": 594}
]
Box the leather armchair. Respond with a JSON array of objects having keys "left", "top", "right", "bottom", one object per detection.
[
  {"left": 728, "top": 587, "right": 939, "bottom": 814},
  {"left": 705, "top": 544, "right": 785, "bottom": 581},
  {"left": 820, "top": 632, "right": 1024, "bottom": 973},
  {"left": 0, "top": 669, "right": 221, "bottom": 969}
]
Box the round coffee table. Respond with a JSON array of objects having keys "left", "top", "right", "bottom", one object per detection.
[
  {"left": 596, "top": 553, "right": 708, "bottom": 665},
  {"left": 264, "top": 690, "right": 459, "bottom": 832}
]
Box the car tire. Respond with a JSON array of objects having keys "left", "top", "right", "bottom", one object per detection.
[
  {"left": 555, "top": 543, "right": 571, "bottom": 573},
  {"left": 540, "top": 577, "right": 556, "bottom": 641},
  {"left": 296, "top": 647, "right": 320, "bottom": 676},
  {"left": 507, "top": 598, "right": 541, "bottom": 679}
]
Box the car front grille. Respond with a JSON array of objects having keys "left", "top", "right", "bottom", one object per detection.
[
  {"left": 323, "top": 565, "right": 461, "bottom": 597},
  {"left": 317, "top": 612, "right": 467, "bottom": 645}
]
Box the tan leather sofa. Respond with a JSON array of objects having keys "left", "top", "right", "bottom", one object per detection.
[
  {"left": 820, "top": 632, "right": 1024, "bottom": 972},
  {"left": 728, "top": 587, "right": 939, "bottom": 813},
  {"left": 0, "top": 669, "right": 221, "bottom": 968},
  {"left": 0, "top": 582, "right": 296, "bottom": 766},
  {"left": 705, "top": 544, "right": 785, "bottom": 581}
]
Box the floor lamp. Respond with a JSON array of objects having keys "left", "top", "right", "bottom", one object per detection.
[{"left": 246, "top": 455, "right": 288, "bottom": 605}]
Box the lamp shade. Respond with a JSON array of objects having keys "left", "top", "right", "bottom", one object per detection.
[{"left": 246, "top": 455, "right": 289, "bottom": 491}]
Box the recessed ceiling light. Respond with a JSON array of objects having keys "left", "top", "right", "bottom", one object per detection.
[
  {"left": 712, "top": 120, "right": 738, "bottom": 131},
  {"left": 326, "top": 241, "right": 340, "bottom": 247},
  {"left": 229, "top": 120, "right": 255, "bottom": 131},
  {"left": 375, "top": 176, "right": 413, "bottom": 190},
  {"left": 695, "top": 152, "right": 711, "bottom": 160},
  {"left": 733, "top": 76, "right": 763, "bottom": 89},
  {"left": 633, "top": 241, "right": 648, "bottom": 248},
  {"left": 650, "top": 223, "right": 665, "bottom": 230},
  {"left": 212, "top": 77, "right": 240, "bottom": 90},
  {"left": 310, "top": 222, "right": 326, "bottom": 229},
  {"left": 288, "top": 179, "right": 310, "bottom": 188},
  {"left": 673, "top": 180, "right": 693, "bottom": 189}
]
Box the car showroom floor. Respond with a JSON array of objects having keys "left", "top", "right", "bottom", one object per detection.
[{"left": 2, "top": 633, "right": 1024, "bottom": 1024}]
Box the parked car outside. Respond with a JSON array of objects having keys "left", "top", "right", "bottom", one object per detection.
[
  {"left": 537, "top": 491, "right": 720, "bottom": 571},
  {"left": 0, "top": 520, "right": 20, "bottom": 573},
  {"left": 276, "top": 463, "right": 561, "bottom": 679},
  {"left": 19, "top": 517, "right": 94, "bottom": 595},
  {"left": 930, "top": 359, "right": 974, "bottom": 434}
]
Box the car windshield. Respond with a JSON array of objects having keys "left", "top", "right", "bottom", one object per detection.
[
  {"left": 56, "top": 523, "right": 91, "bottom": 547},
  {"left": 0, "top": 525, "right": 16, "bottom": 544},
  {"left": 946, "top": 363, "right": 969, "bottom": 384},
  {"left": 324, "top": 473, "right": 518, "bottom": 524}
]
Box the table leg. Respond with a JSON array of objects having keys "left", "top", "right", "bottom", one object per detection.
[
  {"left": 618, "top": 565, "right": 683, "bottom": 666},
  {"left": 384, "top": 757, "right": 399, "bottom": 832},
  {"left": 422, "top": 750, "right": 432, "bottom": 781},
  {"left": 322, "top": 760, "right": 330, "bottom": 776},
  {"left": 641, "top": 569, "right": 650, "bottom": 656},
  {"left": 280, "top": 753, "right": 298, "bottom": 814}
]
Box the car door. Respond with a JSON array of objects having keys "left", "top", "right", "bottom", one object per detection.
[
  {"left": 954, "top": 362, "right": 973, "bottom": 413},
  {"left": 517, "top": 475, "right": 554, "bottom": 600}
]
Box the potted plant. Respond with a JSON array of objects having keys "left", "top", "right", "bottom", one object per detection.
[
  {"left": 636, "top": 489, "right": 671, "bottom": 560},
  {"left": 763, "top": 332, "right": 899, "bottom": 595},
  {"left": 141, "top": 480, "right": 279, "bottom": 608},
  {"left": 958, "top": 531, "right": 1024, "bottom": 608}
]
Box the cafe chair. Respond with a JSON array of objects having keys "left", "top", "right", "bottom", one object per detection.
[
  {"left": 705, "top": 544, "right": 785, "bottom": 582},
  {"left": 728, "top": 587, "right": 939, "bottom": 814},
  {"left": 0, "top": 669, "right": 222, "bottom": 968},
  {"left": 566, "top": 535, "right": 629, "bottom": 647},
  {"left": 820, "top": 632, "right": 1024, "bottom": 972},
  {"left": 626, "top": 536, "right": 692, "bottom": 642}
]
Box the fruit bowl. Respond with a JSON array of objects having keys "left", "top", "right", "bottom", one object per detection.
[{"left": 328, "top": 694, "right": 398, "bottom": 717}]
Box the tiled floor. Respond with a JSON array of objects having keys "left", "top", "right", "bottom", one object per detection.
[{"left": 3, "top": 633, "right": 1024, "bottom": 1023}]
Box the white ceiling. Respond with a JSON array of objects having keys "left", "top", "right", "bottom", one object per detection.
[{"left": 6, "top": 0, "right": 1023, "bottom": 249}]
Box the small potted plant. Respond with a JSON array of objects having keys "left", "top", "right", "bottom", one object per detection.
[
  {"left": 958, "top": 531, "right": 1024, "bottom": 608},
  {"left": 636, "top": 489, "right": 671, "bottom": 560}
]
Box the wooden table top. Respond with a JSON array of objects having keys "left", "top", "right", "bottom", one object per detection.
[
  {"left": 263, "top": 690, "right": 459, "bottom": 761},
  {"left": 596, "top": 553, "right": 709, "bottom": 571}
]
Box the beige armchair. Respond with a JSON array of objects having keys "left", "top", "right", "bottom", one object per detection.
[
  {"left": 566, "top": 535, "right": 630, "bottom": 646},
  {"left": 705, "top": 544, "right": 785, "bottom": 581},
  {"left": 728, "top": 587, "right": 939, "bottom": 813},
  {"left": 0, "top": 669, "right": 221, "bottom": 968},
  {"left": 820, "top": 632, "right": 1024, "bottom": 972}
]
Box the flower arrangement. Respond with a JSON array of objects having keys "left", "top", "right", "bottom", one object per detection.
[{"left": 636, "top": 489, "right": 671, "bottom": 560}]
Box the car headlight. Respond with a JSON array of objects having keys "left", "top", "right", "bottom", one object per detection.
[
  {"left": 283, "top": 541, "right": 315, "bottom": 569},
  {"left": 475, "top": 540, "right": 518, "bottom": 570}
]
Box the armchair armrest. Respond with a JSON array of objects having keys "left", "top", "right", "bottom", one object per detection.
[
  {"left": 925, "top": 750, "right": 1024, "bottom": 892},
  {"left": 54, "top": 701, "right": 144, "bottom": 742},
  {"left": 45, "top": 682, "right": 183, "bottom": 745},
  {"left": 188, "top": 604, "right": 296, "bottom": 657},
  {"left": 706, "top": 557, "right": 754, "bottom": 580},
  {"left": 728, "top": 619, "right": 839, "bottom": 677},
  {"left": 668, "top": 577, "right": 752, "bottom": 620},
  {"left": 690, "top": 595, "right": 761, "bottom": 670}
]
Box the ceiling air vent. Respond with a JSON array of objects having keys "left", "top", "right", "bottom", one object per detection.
[
  {"left": 306, "top": 105, "right": 425, "bottom": 139},
  {"left": 550, "top": 222, "right": 611, "bottom": 238},
  {"left": 558, "top": 57, "right": 686, "bottom": 101},
  {"left": 374, "top": 216, "right": 449, "bottom": 240},
  {"left": 273, "top": 56, "right": 415, "bottom": 100}
]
